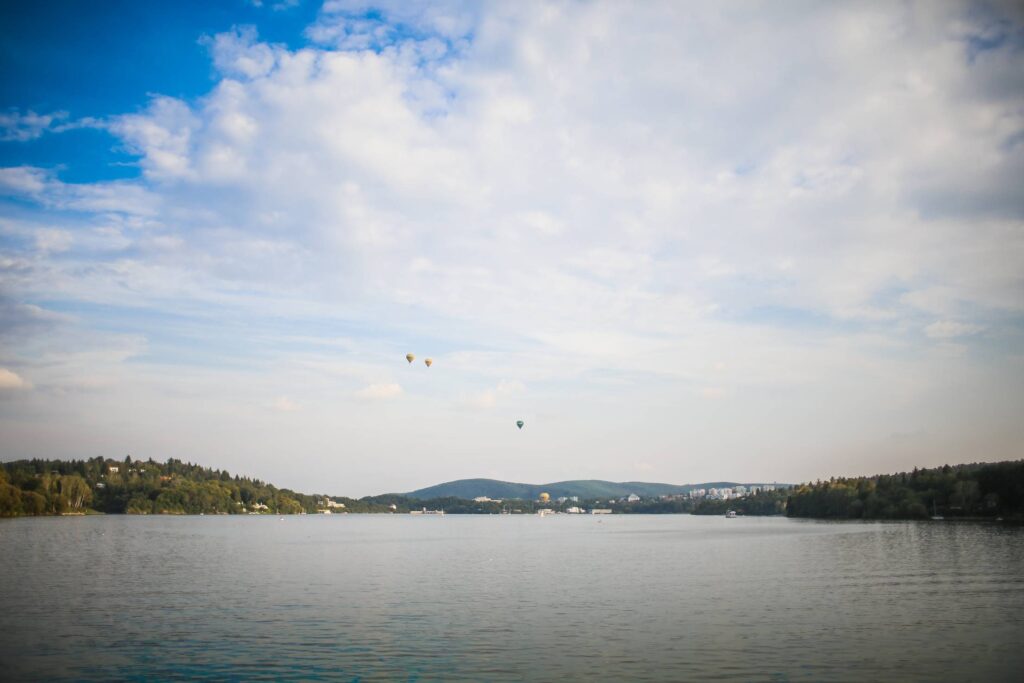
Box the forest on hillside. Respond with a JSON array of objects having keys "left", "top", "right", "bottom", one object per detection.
[
  {"left": 785, "top": 460, "right": 1024, "bottom": 520},
  {"left": 0, "top": 457, "right": 392, "bottom": 517}
]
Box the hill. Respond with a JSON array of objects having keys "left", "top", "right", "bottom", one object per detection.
[
  {"left": 0, "top": 456, "right": 393, "bottom": 516},
  {"left": 402, "top": 478, "right": 781, "bottom": 500}
]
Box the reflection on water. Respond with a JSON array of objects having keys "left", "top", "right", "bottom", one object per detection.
[{"left": 1, "top": 515, "right": 1022, "bottom": 681}]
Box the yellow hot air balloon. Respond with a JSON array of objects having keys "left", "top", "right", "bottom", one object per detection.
[
  {"left": 424, "top": 358, "right": 433, "bottom": 367},
  {"left": 406, "top": 353, "right": 415, "bottom": 364}
]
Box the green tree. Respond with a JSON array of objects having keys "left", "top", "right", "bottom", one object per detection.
[
  {"left": 126, "top": 495, "right": 152, "bottom": 514},
  {"left": 21, "top": 490, "right": 47, "bottom": 515},
  {"left": 59, "top": 475, "right": 92, "bottom": 510},
  {"left": 0, "top": 483, "right": 23, "bottom": 516}
]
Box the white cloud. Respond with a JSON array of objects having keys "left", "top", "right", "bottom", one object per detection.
[
  {"left": 924, "top": 320, "right": 984, "bottom": 339},
  {"left": 0, "top": 166, "right": 49, "bottom": 195},
  {"left": 204, "top": 26, "right": 279, "bottom": 80},
  {"left": 1, "top": 2, "right": 1023, "bottom": 493},
  {"left": 0, "top": 166, "right": 160, "bottom": 215},
  {"left": 35, "top": 229, "right": 74, "bottom": 253},
  {"left": 108, "top": 97, "right": 199, "bottom": 181},
  {"left": 0, "top": 109, "right": 68, "bottom": 142},
  {"left": 270, "top": 396, "right": 301, "bottom": 411},
  {"left": 357, "top": 382, "right": 403, "bottom": 399},
  {"left": 0, "top": 368, "right": 29, "bottom": 390},
  {"left": 464, "top": 379, "right": 525, "bottom": 410}
]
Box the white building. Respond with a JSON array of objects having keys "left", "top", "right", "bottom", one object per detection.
[
  {"left": 626, "top": 494, "right": 640, "bottom": 502},
  {"left": 590, "top": 509, "right": 613, "bottom": 514}
]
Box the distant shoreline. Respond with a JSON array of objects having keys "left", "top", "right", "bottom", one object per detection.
[{"left": 3, "top": 457, "right": 1022, "bottom": 521}]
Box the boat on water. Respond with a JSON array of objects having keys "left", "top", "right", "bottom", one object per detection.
[
  {"left": 725, "top": 510, "right": 737, "bottom": 518},
  {"left": 930, "top": 500, "right": 944, "bottom": 521},
  {"left": 410, "top": 508, "right": 445, "bottom": 515}
]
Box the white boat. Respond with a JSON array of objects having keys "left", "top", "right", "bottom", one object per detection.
[
  {"left": 410, "top": 507, "right": 445, "bottom": 515},
  {"left": 725, "top": 510, "right": 737, "bottom": 518}
]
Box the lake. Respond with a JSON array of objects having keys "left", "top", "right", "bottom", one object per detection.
[{"left": 1, "top": 515, "right": 1021, "bottom": 681}]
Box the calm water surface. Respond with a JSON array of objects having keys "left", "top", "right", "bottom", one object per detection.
[{"left": 1, "top": 515, "right": 1022, "bottom": 681}]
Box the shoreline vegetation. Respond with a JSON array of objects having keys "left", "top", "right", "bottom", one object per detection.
[{"left": 1, "top": 457, "right": 1022, "bottom": 521}]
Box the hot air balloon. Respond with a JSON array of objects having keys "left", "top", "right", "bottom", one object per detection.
[
  {"left": 424, "top": 358, "right": 433, "bottom": 367},
  {"left": 406, "top": 353, "right": 415, "bottom": 364},
  {"left": 516, "top": 420, "right": 524, "bottom": 430}
]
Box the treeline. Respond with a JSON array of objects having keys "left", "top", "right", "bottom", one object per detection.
[
  {"left": 785, "top": 460, "right": 1024, "bottom": 520},
  {"left": 0, "top": 454, "right": 790, "bottom": 518},
  {"left": 692, "top": 489, "right": 789, "bottom": 516},
  {"left": 364, "top": 494, "right": 539, "bottom": 514},
  {"left": 4, "top": 457, "right": 1021, "bottom": 519},
  {"left": 0, "top": 456, "right": 345, "bottom": 517}
]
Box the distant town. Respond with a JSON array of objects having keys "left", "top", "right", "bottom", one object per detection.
[{"left": 394, "top": 484, "right": 782, "bottom": 516}]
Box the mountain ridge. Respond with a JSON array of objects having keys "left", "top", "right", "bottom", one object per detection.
[{"left": 401, "top": 477, "right": 785, "bottom": 500}]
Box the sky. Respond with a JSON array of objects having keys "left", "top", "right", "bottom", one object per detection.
[{"left": 1, "top": 1, "right": 1022, "bottom": 496}]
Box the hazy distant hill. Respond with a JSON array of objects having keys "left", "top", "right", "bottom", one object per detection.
[{"left": 403, "top": 478, "right": 779, "bottom": 500}]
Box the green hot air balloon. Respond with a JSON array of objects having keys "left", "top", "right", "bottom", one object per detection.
[{"left": 516, "top": 420, "right": 524, "bottom": 430}]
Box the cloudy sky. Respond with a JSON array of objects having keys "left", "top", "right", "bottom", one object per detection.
[{"left": 1, "top": 1, "right": 1022, "bottom": 496}]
